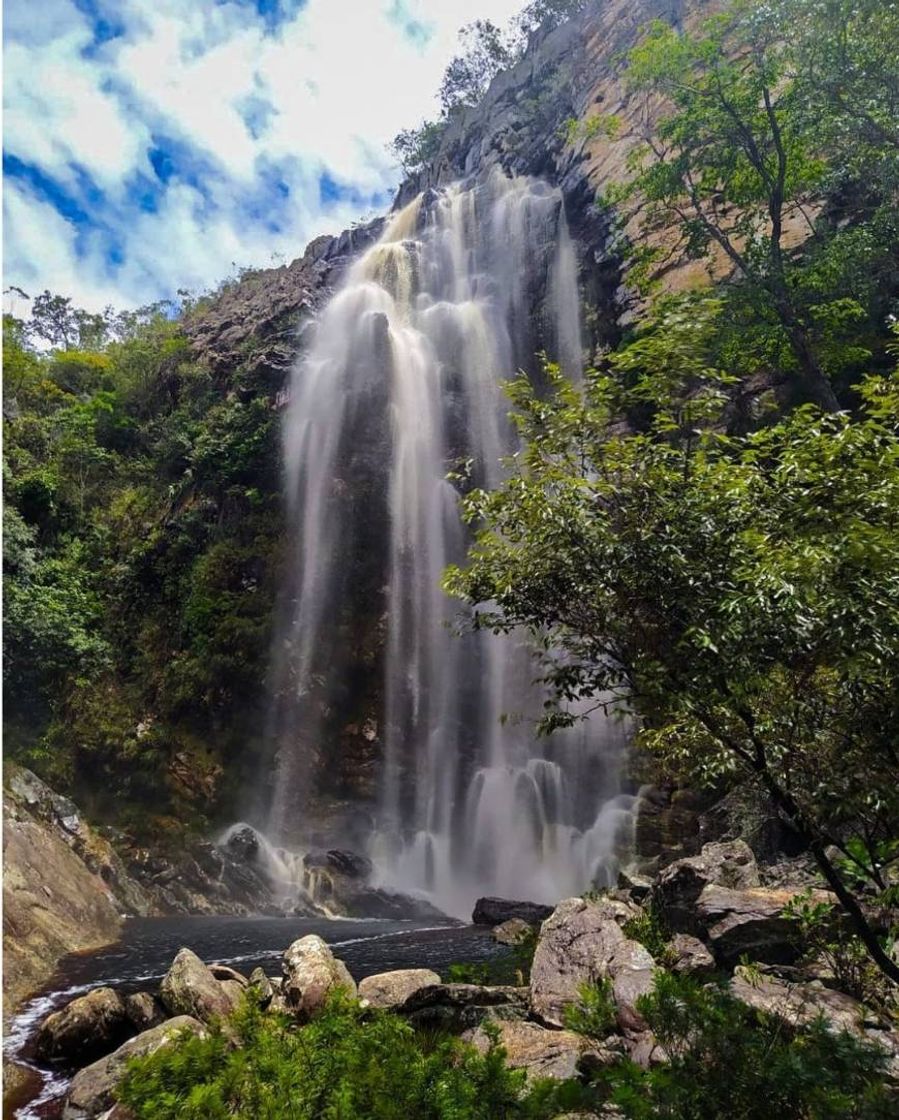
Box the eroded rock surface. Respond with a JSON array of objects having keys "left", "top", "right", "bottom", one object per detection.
[
  {"left": 358, "top": 968, "right": 441, "bottom": 1010},
  {"left": 159, "top": 947, "right": 236, "bottom": 1022},
  {"left": 36, "top": 988, "right": 131, "bottom": 1064},
  {"left": 465, "top": 1020, "right": 620, "bottom": 1083},
  {"left": 281, "top": 935, "right": 356, "bottom": 1018}
]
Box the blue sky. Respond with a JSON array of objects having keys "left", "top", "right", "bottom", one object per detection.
[{"left": 3, "top": 0, "right": 525, "bottom": 314}]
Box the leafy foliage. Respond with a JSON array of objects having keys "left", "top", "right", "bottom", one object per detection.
[
  {"left": 562, "top": 979, "right": 617, "bottom": 1039},
  {"left": 2, "top": 295, "right": 283, "bottom": 829},
  {"left": 601, "top": 972, "right": 894, "bottom": 1119},
  {"left": 447, "top": 330, "right": 899, "bottom": 979},
  {"left": 117, "top": 995, "right": 578, "bottom": 1120}
]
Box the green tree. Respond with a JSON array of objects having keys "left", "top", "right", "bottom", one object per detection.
[
  {"left": 439, "top": 20, "right": 516, "bottom": 115},
  {"left": 446, "top": 329, "right": 899, "bottom": 982},
  {"left": 615, "top": 5, "right": 846, "bottom": 409}
]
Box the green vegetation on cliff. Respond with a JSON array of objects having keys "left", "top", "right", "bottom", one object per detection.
[{"left": 3, "top": 292, "right": 284, "bottom": 833}]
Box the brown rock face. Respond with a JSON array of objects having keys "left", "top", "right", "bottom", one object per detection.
[
  {"left": 696, "top": 885, "right": 809, "bottom": 966},
  {"left": 3, "top": 769, "right": 127, "bottom": 1014}
]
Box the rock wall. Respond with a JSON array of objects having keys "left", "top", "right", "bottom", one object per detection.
[{"left": 2, "top": 766, "right": 151, "bottom": 1015}]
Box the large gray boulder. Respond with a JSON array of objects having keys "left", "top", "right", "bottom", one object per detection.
[
  {"left": 529, "top": 897, "right": 631, "bottom": 1027},
  {"left": 62, "top": 1016, "right": 206, "bottom": 1119},
  {"left": 399, "top": 983, "right": 528, "bottom": 1032},
  {"left": 465, "top": 1019, "right": 621, "bottom": 1082},
  {"left": 697, "top": 885, "right": 805, "bottom": 965},
  {"left": 668, "top": 933, "right": 716, "bottom": 977},
  {"left": 358, "top": 968, "right": 441, "bottom": 1010},
  {"left": 472, "top": 897, "right": 554, "bottom": 926},
  {"left": 36, "top": 987, "right": 132, "bottom": 1063},
  {"left": 607, "top": 940, "right": 655, "bottom": 1033},
  {"left": 282, "top": 934, "right": 356, "bottom": 1018},
  {"left": 653, "top": 841, "right": 760, "bottom": 935},
  {"left": 159, "top": 947, "right": 236, "bottom": 1023}
]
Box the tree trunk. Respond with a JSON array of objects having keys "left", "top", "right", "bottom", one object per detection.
[{"left": 770, "top": 291, "right": 841, "bottom": 413}]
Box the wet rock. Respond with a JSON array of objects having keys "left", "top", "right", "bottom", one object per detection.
[
  {"left": 36, "top": 988, "right": 131, "bottom": 1064},
  {"left": 63, "top": 1016, "right": 206, "bottom": 1119},
  {"left": 466, "top": 1019, "right": 620, "bottom": 1083},
  {"left": 124, "top": 992, "right": 166, "bottom": 1032},
  {"left": 696, "top": 885, "right": 807, "bottom": 966},
  {"left": 668, "top": 933, "right": 716, "bottom": 977},
  {"left": 159, "top": 947, "right": 235, "bottom": 1023},
  {"left": 654, "top": 840, "right": 760, "bottom": 935},
  {"left": 358, "top": 968, "right": 441, "bottom": 1010},
  {"left": 399, "top": 983, "right": 528, "bottom": 1032},
  {"left": 492, "top": 918, "right": 535, "bottom": 945},
  {"left": 282, "top": 935, "right": 356, "bottom": 1018},
  {"left": 472, "top": 897, "right": 554, "bottom": 926},
  {"left": 529, "top": 897, "right": 630, "bottom": 1027},
  {"left": 302, "top": 849, "right": 445, "bottom": 919},
  {"left": 223, "top": 824, "right": 259, "bottom": 862}
]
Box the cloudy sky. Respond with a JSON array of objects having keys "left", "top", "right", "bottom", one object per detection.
[{"left": 3, "top": 0, "right": 526, "bottom": 315}]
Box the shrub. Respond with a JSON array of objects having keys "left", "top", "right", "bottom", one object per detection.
[
  {"left": 599, "top": 972, "right": 894, "bottom": 1119},
  {"left": 118, "top": 995, "right": 579, "bottom": 1120},
  {"left": 562, "top": 979, "right": 617, "bottom": 1039}
]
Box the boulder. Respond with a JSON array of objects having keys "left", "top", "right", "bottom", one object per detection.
[
  {"left": 529, "top": 897, "right": 629, "bottom": 1027},
  {"left": 627, "top": 1031, "right": 669, "bottom": 1069},
  {"left": 358, "top": 968, "right": 441, "bottom": 1010},
  {"left": 472, "top": 897, "right": 554, "bottom": 926},
  {"left": 607, "top": 940, "right": 655, "bottom": 1033},
  {"left": 124, "top": 992, "right": 166, "bottom": 1032},
  {"left": 492, "top": 918, "right": 535, "bottom": 945},
  {"left": 209, "top": 964, "right": 248, "bottom": 985},
  {"left": 654, "top": 841, "right": 760, "bottom": 935},
  {"left": 159, "top": 947, "right": 235, "bottom": 1023},
  {"left": 696, "top": 886, "right": 804, "bottom": 965},
  {"left": 399, "top": 983, "right": 528, "bottom": 1032},
  {"left": 668, "top": 933, "right": 716, "bottom": 977},
  {"left": 36, "top": 987, "right": 132, "bottom": 1063},
  {"left": 465, "top": 1020, "right": 621, "bottom": 1082},
  {"left": 248, "top": 967, "right": 274, "bottom": 1007},
  {"left": 282, "top": 935, "right": 356, "bottom": 1018},
  {"left": 220, "top": 979, "right": 246, "bottom": 1010},
  {"left": 616, "top": 869, "right": 652, "bottom": 903},
  {"left": 63, "top": 1016, "right": 206, "bottom": 1119},
  {"left": 731, "top": 967, "right": 863, "bottom": 1033}
]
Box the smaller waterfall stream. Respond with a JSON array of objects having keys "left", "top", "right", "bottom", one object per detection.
[{"left": 265, "top": 169, "right": 634, "bottom": 918}]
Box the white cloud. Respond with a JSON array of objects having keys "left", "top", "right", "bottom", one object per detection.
[{"left": 3, "top": 0, "right": 532, "bottom": 312}]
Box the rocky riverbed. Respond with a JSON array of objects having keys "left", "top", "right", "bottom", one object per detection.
[{"left": 7, "top": 840, "right": 898, "bottom": 1119}]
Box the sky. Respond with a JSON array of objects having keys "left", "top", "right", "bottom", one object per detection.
[{"left": 3, "top": 0, "right": 526, "bottom": 316}]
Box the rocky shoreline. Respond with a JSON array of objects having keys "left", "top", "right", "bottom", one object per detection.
[{"left": 14, "top": 839, "right": 897, "bottom": 1119}]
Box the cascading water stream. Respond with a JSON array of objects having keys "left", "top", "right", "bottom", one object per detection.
[{"left": 265, "top": 169, "right": 634, "bottom": 918}]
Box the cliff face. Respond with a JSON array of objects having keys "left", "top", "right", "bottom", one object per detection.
[
  {"left": 174, "top": 0, "right": 709, "bottom": 818},
  {"left": 2, "top": 767, "right": 147, "bottom": 1014}
]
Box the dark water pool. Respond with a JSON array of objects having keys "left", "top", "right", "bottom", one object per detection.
[{"left": 4, "top": 915, "right": 502, "bottom": 1119}]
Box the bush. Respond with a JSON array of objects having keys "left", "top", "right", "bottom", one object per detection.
[
  {"left": 600, "top": 973, "right": 894, "bottom": 1119},
  {"left": 562, "top": 979, "right": 617, "bottom": 1039},
  {"left": 118, "top": 996, "right": 575, "bottom": 1120}
]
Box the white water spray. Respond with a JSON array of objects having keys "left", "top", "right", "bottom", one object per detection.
[{"left": 268, "top": 170, "right": 633, "bottom": 917}]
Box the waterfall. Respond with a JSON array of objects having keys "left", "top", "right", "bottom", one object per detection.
[{"left": 266, "top": 169, "right": 633, "bottom": 918}]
